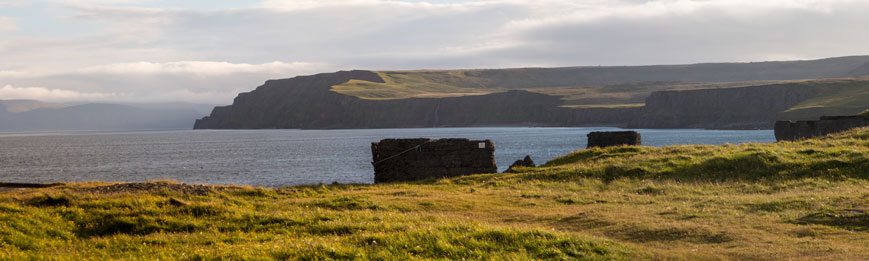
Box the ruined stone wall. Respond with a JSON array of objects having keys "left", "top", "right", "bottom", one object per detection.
[
  {"left": 587, "top": 131, "right": 642, "bottom": 148},
  {"left": 371, "top": 138, "right": 496, "bottom": 183},
  {"left": 774, "top": 116, "right": 869, "bottom": 141}
]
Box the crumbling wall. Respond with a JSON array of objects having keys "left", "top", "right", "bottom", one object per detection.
[
  {"left": 774, "top": 115, "right": 869, "bottom": 141},
  {"left": 371, "top": 138, "right": 496, "bottom": 183},
  {"left": 587, "top": 131, "right": 642, "bottom": 148}
]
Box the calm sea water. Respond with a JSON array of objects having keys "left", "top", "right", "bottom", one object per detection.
[{"left": 0, "top": 127, "right": 774, "bottom": 187}]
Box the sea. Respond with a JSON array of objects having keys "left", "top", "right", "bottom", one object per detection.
[{"left": 0, "top": 127, "right": 774, "bottom": 187}]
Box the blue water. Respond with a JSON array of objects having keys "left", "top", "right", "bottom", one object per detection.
[{"left": 0, "top": 127, "right": 774, "bottom": 187}]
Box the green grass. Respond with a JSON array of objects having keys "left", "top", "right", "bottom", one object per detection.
[
  {"left": 780, "top": 78, "right": 869, "bottom": 119},
  {"left": 3, "top": 128, "right": 869, "bottom": 259},
  {"left": 332, "top": 70, "right": 869, "bottom": 112},
  {"left": 331, "top": 71, "right": 496, "bottom": 100}
]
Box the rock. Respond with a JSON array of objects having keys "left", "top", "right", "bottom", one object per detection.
[
  {"left": 774, "top": 114, "right": 869, "bottom": 141},
  {"left": 587, "top": 131, "right": 641, "bottom": 148},
  {"left": 505, "top": 155, "right": 535, "bottom": 173},
  {"left": 371, "top": 138, "right": 496, "bottom": 183}
]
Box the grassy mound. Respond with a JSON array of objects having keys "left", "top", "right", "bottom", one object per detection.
[
  {"left": 534, "top": 127, "right": 869, "bottom": 182},
  {"left": 2, "top": 128, "right": 869, "bottom": 259}
]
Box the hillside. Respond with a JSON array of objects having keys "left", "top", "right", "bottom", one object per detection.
[
  {"left": 0, "top": 100, "right": 67, "bottom": 113},
  {"left": 3, "top": 128, "right": 868, "bottom": 259},
  {"left": 331, "top": 56, "right": 869, "bottom": 105},
  {"left": 0, "top": 102, "right": 207, "bottom": 132},
  {"left": 195, "top": 60, "right": 869, "bottom": 130}
]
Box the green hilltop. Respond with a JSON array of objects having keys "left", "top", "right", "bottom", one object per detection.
[
  {"left": 3, "top": 127, "right": 869, "bottom": 259},
  {"left": 329, "top": 56, "right": 869, "bottom": 117},
  {"left": 334, "top": 71, "right": 869, "bottom": 119}
]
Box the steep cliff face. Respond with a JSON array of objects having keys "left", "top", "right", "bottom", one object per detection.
[
  {"left": 194, "top": 70, "right": 583, "bottom": 129},
  {"left": 195, "top": 70, "right": 862, "bottom": 130},
  {"left": 629, "top": 84, "right": 817, "bottom": 129}
]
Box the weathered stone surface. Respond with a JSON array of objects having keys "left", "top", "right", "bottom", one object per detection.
[
  {"left": 774, "top": 115, "right": 869, "bottom": 141},
  {"left": 505, "top": 155, "right": 535, "bottom": 173},
  {"left": 587, "top": 131, "right": 641, "bottom": 148},
  {"left": 372, "top": 138, "right": 496, "bottom": 183}
]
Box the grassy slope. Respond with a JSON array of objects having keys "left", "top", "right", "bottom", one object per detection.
[
  {"left": 3, "top": 128, "right": 869, "bottom": 259},
  {"left": 780, "top": 78, "right": 869, "bottom": 119},
  {"left": 330, "top": 71, "right": 496, "bottom": 100},
  {"left": 331, "top": 70, "right": 793, "bottom": 107},
  {"left": 332, "top": 70, "right": 869, "bottom": 113}
]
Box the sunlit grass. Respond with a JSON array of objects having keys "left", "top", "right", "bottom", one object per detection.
[{"left": 2, "top": 128, "right": 869, "bottom": 259}]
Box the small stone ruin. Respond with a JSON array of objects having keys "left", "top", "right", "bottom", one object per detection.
[
  {"left": 774, "top": 115, "right": 869, "bottom": 141},
  {"left": 505, "top": 155, "right": 535, "bottom": 173},
  {"left": 587, "top": 131, "right": 642, "bottom": 148},
  {"left": 371, "top": 138, "right": 496, "bottom": 183}
]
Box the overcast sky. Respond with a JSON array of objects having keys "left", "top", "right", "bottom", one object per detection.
[{"left": 1, "top": 0, "right": 868, "bottom": 104}]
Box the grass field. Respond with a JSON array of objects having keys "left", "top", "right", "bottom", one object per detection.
[
  {"left": 331, "top": 70, "right": 869, "bottom": 113},
  {"left": 780, "top": 78, "right": 869, "bottom": 119},
  {"left": 2, "top": 128, "right": 869, "bottom": 259}
]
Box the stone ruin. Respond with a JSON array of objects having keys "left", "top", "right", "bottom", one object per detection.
[
  {"left": 774, "top": 115, "right": 869, "bottom": 141},
  {"left": 371, "top": 138, "right": 497, "bottom": 183},
  {"left": 587, "top": 131, "right": 642, "bottom": 148},
  {"left": 505, "top": 155, "right": 535, "bottom": 173}
]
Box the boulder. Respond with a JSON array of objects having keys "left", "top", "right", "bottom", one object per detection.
[{"left": 505, "top": 155, "right": 535, "bottom": 173}]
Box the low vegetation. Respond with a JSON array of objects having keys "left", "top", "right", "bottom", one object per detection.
[
  {"left": 330, "top": 70, "right": 791, "bottom": 108},
  {"left": 781, "top": 78, "right": 869, "bottom": 118},
  {"left": 3, "top": 128, "right": 869, "bottom": 259}
]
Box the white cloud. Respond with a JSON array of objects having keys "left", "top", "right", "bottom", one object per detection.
[
  {"left": 0, "top": 2, "right": 29, "bottom": 8},
  {"left": 0, "top": 16, "right": 17, "bottom": 31},
  {"left": 77, "top": 61, "right": 325, "bottom": 76},
  {"left": 0, "top": 60, "right": 331, "bottom": 103},
  {"left": 0, "top": 70, "right": 34, "bottom": 78},
  {"left": 0, "top": 85, "right": 114, "bottom": 101},
  {"left": 3, "top": 0, "right": 869, "bottom": 103}
]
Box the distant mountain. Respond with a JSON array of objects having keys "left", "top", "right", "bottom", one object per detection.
[
  {"left": 0, "top": 99, "right": 67, "bottom": 113},
  {"left": 119, "top": 102, "right": 221, "bottom": 116},
  {"left": 0, "top": 101, "right": 211, "bottom": 132},
  {"left": 195, "top": 56, "right": 869, "bottom": 130}
]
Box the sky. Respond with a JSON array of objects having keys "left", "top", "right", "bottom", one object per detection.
[{"left": 1, "top": 0, "right": 868, "bottom": 104}]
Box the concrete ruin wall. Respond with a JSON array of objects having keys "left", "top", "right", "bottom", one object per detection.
[
  {"left": 371, "top": 138, "right": 496, "bottom": 183},
  {"left": 774, "top": 116, "right": 869, "bottom": 141},
  {"left": 587, "top": 131, "right": 642, "bottom": 148}
]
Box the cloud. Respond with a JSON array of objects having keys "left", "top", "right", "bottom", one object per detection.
[
  {"left": 3, "top": 0, "right": 869, "bottom": 103},
  {"left": 77, "top": 61, "right": 324, "bottom": 76},
  {"left": 0, "top": 2, "right": 29, "bottom": 8},
  {"left": 1, "top": 61, "right": 331, "bottom": 103},
  {"left": 0, "top": 85, "right": 114, "bottom": 101},
  {"left": 0, "top": 16, "right": 17, "bottom": 31}
]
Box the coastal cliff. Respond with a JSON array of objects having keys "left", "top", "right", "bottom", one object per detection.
[
  {"left": 631, "top": 84, "right": 817, "bottom": 129},
  {"left": 194, "top": 70, "right": 582, "bottom": 129},
  {"left": 195, "top": 70, "right": 869, "bottom": 130}
]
